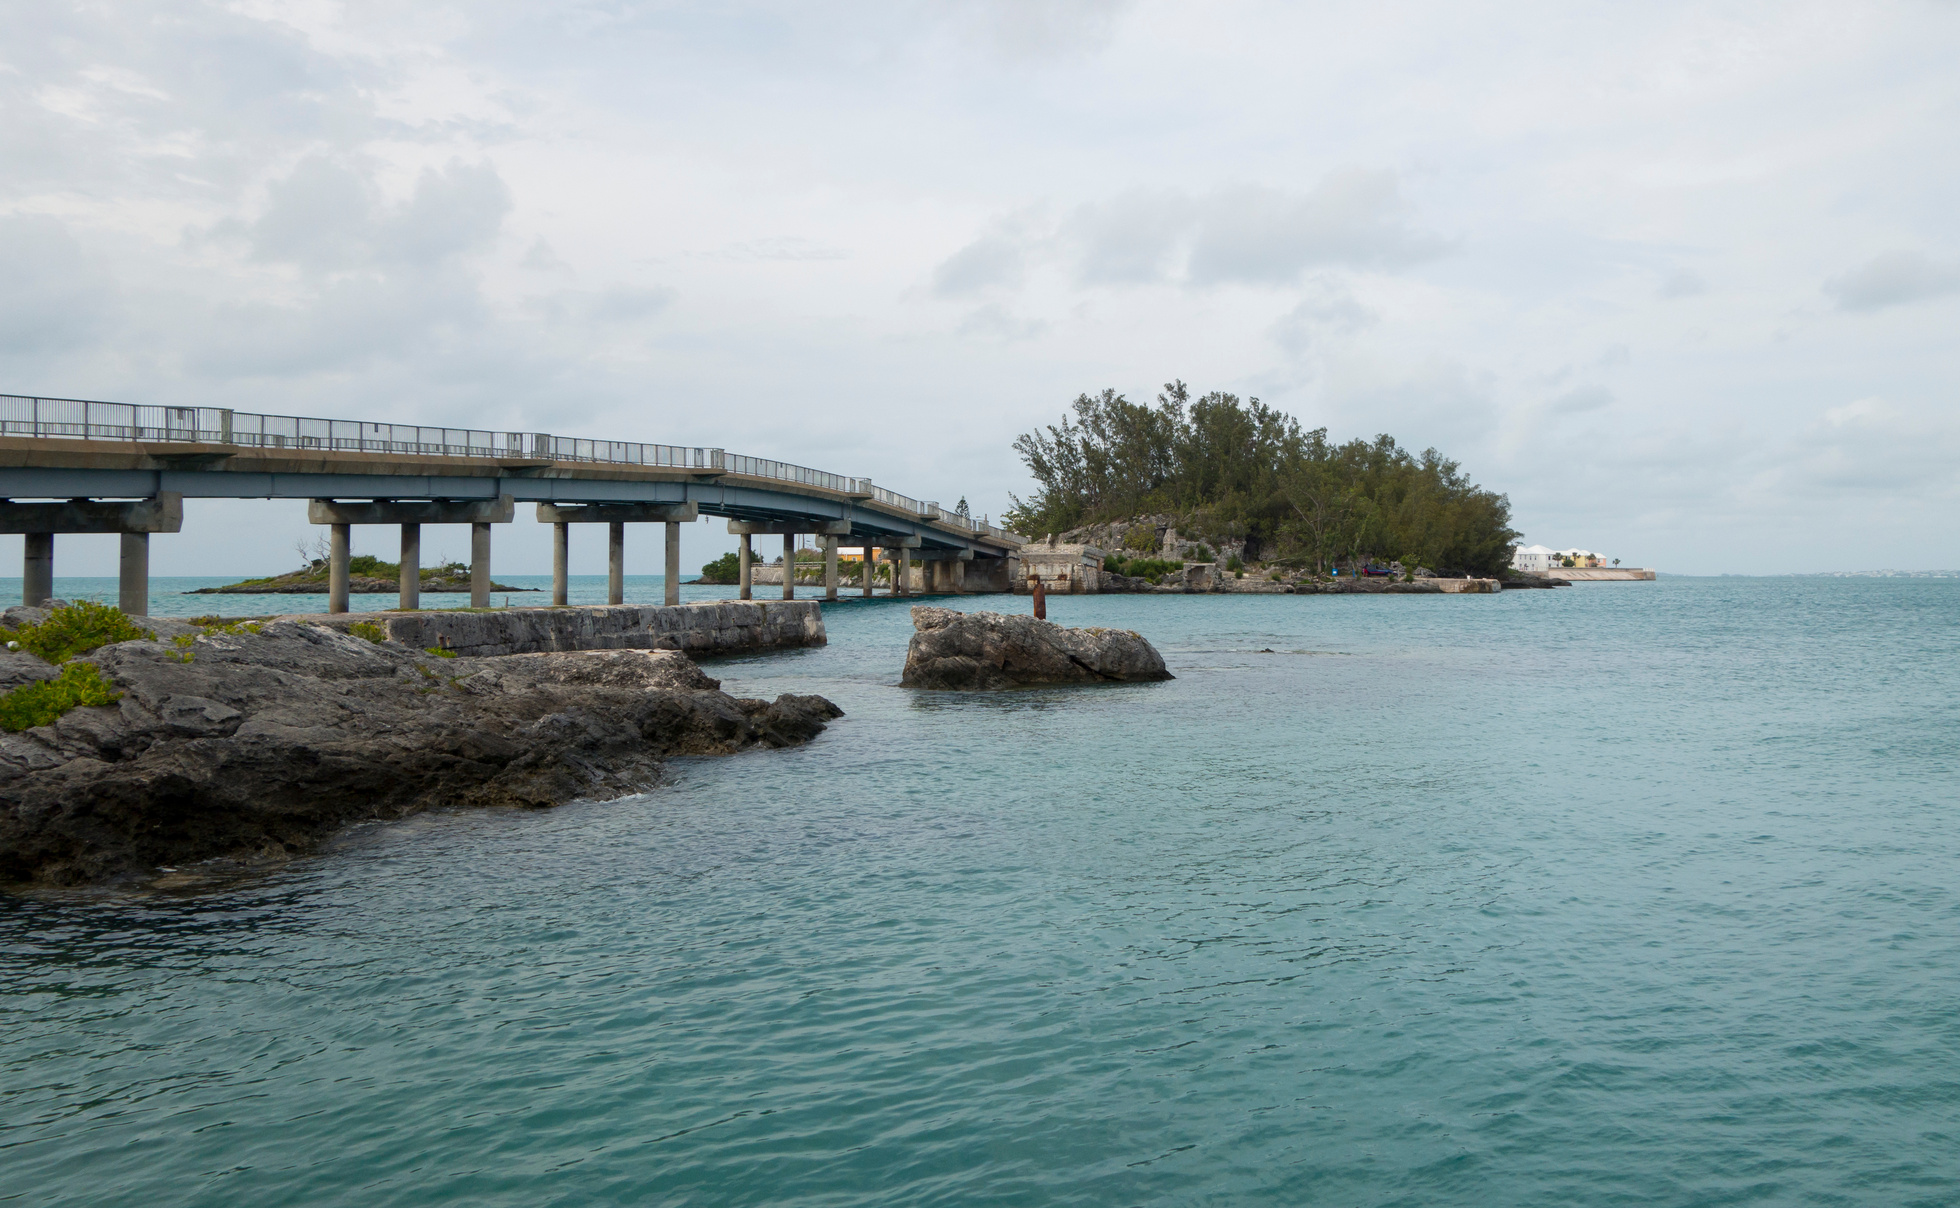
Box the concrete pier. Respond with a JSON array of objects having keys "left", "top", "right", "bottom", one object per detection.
[
  {"left": 551, "top": 522, "right": 569, "bottom": 606},
  {"left": 118, "top": 532, "right": 149, "bottom": 615},
  {"left": 399, "top": 523, "right": 421, "bottom": 611},
  {"left": 535, "top": 502, "right": 697, "bottom": 609},
  {"left": 0, "top": 494, "right": 182, "bottom": 615},
  {"left": 739, "top": 534, "right": 753, "bottom": 600},
  {"left": 470, "top": 523, "right": 492, "bottom": 607},
  {"left": 329, "top": 524, "right": 350, "bottom": 614},
  {"left": 824, "top": 535, "right": 839, "bottom": 601},
  {"left": 608, "top": 522, "right": 625, "bottom": 606},
  {"left": 664, "top": 521, "right": 681, "bottom": 606},
  {"left": 783, "top": 533, "right": 796, "bottom": 601},
  {"left": 309, "top": 496, "right": 515, "bottom": 615},
  {"left": 861, "top": 548, "right": 874, "bottom": 597},
  {"left": 22, "top": 533, "right": 51, "bottom": 608}
]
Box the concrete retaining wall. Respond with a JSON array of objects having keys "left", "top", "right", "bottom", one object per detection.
[{"left": 307, "top": 600, "right": 825, "bottom": 658}]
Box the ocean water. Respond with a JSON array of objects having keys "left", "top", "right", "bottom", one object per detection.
[
  {"left": 3, "top": 578, "right": 1958, "bottom": 1206},
  {"left": 0, "top": 574, "right": 708, "bottom": 616}
]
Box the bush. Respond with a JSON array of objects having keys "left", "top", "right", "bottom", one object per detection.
[
  {"left": 0, "top": 663, "right": 123, "bottom": 732},
  {"left": 348, "top": 622, "right": 389, "bottom": 644},
  {"left": 423, "top": 647, "right": 457, "bottom": 659},
  {"left": 1123, "top": 528, "right": 1159, "bottom": 553},
  {"left": 699, "top": 552, "right": 741, "bottom": 584},
  {"left": 1192, "top": 544, "right": 1214, "bottom": 562},
  {"left": 8, "top": 601, "right": 153, "bottom": 663},
  {"left": 1225, "top": 555, "right": 1244, "bottom": 573}
]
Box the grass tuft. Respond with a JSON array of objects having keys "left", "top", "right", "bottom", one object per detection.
[{"left": 348, "top": 621, "right": 389, "bottom": 644}]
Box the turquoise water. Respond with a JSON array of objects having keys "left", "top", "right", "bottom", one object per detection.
[
  {"left": 0, "top": 575, "right": 709, "bottom": 616},
  {"left": 3, "top": 579, "right": 1958, "bottom": 1205}
]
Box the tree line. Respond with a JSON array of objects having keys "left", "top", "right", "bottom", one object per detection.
[{"left": 1005, "top": 382, "right": 1519, "bottom": 576}]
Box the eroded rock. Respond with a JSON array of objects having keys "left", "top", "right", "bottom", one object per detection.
[
  {"left": 0, "top": 621, "right": 841, "bottom": 886},
  {"left": 901, "top": 606, "right": 1173, "bottom": 690}
]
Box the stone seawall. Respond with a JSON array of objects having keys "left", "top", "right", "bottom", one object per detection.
[{"left": 305, "top": 600, "right": 825, "bottom": 658}]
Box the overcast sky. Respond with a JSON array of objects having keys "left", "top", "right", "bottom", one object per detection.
[{"left": 3, "top": 0, "right": 1957, "bottom": 577}]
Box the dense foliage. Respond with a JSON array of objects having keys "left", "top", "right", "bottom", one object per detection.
[
  {"left": 1006, "top": 382, "right": 1518, "bottom": 575},
  {"left": 699, "top": 552, "right": 741, "bottom": 584},
  {"left": 8, "top": 600, "right": 153, "bottom": 662},
  {"left": 0, "top": 663, "right": 123, "bottom": 732}
]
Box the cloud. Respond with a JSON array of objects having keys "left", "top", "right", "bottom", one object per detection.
[
  {"left": 1659, "top": 269, "right": 1707, "bottom": 298},
  {"left": 957, "top": 303, "right": 1049, "bottom": 341},
  {"left": 1548, "top": 385, "right": 1614, "bottom": 415},
  {"left": 0, "top": 215, "right": 117, "bottom": 354},
  {"left": 931, "top": 221, "right": 1038, "bottom": 296},
  {"left": 953, "top": 0, "right": 1135, "bottom": 59},
  {"left": 1824, "top": 251, "right": 1960, "bottom": 311},
  {"left": 1184, "top": 172, "right": 1448, "bottom": 285},
  {"left": 240, "top": 157, "right": 511, "bottom": 273},
  {"left": 1269, "top": 278, "right": 1377, "bottom": 356},
  {"left": 933, "top": 170, "right": 1446, "bottom": 296}
]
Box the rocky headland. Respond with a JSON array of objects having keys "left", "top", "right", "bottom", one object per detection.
[
  {"left": 902, "top": 606, "right": 1173, "bottom": 690},
  {"left": 0, "top": 606, "right": 839, "bottom": 887}
]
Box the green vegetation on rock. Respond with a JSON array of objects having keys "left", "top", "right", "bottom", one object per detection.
[
  {"left": 7, "top": 600, "right": 153, "bottom": 663},
  {"left": 1008, "top": 381, "right": 1519, "bottom": 576},
  {"left": 0, "top": 663, "right": 123, "bottom": 732},
  {"left": 1102, "top": 555, "right": 1185, "bottom": 583},
  {"left": 348, "top": 622, "right": 389, "bottom": 644},
  {"left": 699, "top": 552, "right": 741, "bottom": 584}
]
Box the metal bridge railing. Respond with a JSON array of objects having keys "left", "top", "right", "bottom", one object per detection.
[{"left": 0, "top": 393, "right": 1021, "bottom": 543}]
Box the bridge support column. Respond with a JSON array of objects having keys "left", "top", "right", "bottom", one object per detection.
[
  {"left": 738, "top": 535, "right": 752, "bottom": 599},
  {"left": 471, "top": 523, "right": 492, "bottom": 607},
  {"left": 400, "top": 524, "right": 421, "bottom": 611},
  {"left": 861, "top": 548, "right": 874, "bottom": 597},
  {"left": 23, "top": 533, "right": 52, "bottom": 608},
  {"left": 783, "top": 534, "right": 796, "bottom": 601},
  {"left": 608, "top": 522, "right": 625, "bottom": 605},
  {"left": 664, "top": 521, "right": 681, "bottom": 606},
  {"left": 551, "top": 522, "right": 569, "bottom": 606},
  {"left": 119, "top": 533, "right": 149, "bottom": 616},
  {"left": 329, "top": 523, "right": 351, "bottom": 614},
  {"left": 894, "top": 550, "right": 908, "bottom": 598},
  {"left": 824, "top": 536, "right": 838, "bottom": 601},
  {"left": 952, "top": 558, "right": 966, "bottom": 594}
]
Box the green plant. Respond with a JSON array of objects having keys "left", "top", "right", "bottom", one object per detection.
[
  {"left": 1123, "top": 527, "right": 1159, "bottom": 553},
  {"left": 1225, "top": 555, "right": 1244, "bottom": 573},
  {"left": 698, "top": 552, "right": 741, "bottom": 584},
  {"left": 1193, "top": 544, "right": 1214, "bottom": 562},
  {"left": 8, "top": 601, "right": 153, "bottom": 663},
  {"left": 423, "top": 647, "right": 457, "bottom": 658},
  {"left": 0, "top": 663, "right": 123, "bottom": 732},
  {"left": 348, "top": 621, "right": 388, "bottom": 644},
  {"left": 190, "top": 618, "right": 265, "bottom": 636}
]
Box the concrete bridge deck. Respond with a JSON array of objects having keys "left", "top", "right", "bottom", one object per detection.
[{"left": 0, "top": 393, "right": 1025, "bottom": 613}]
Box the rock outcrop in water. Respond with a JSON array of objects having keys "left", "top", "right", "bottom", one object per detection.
[
  {"left": 902, "top": 606, "right": 1173, "bottom": 690},
  {"left": 0, "top": 616, "right": 840, "bottom": 886}
]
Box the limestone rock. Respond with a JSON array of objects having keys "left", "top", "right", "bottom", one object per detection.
[
  {"left": 902, "top": 606, "right": 1173, "bottom": 690},
  {"left": 0, "top": 622, "right": 841, "bottom": 886}
]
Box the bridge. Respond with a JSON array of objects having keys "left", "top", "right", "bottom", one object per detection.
[{"left": 0, "top": 393, "right": 1025, "bottom": 614}]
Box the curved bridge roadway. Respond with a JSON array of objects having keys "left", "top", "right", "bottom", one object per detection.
[{"left": 0, "top": 394, "right": 1025, "bottom": 614}]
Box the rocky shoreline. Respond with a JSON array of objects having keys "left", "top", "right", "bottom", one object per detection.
[{"left": 0, "top": 608, "right": 839, "bottom": 887}]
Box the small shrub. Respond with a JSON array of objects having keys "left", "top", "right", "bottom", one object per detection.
[
  {"left": 699, "top": 552, "right": 741, "bottom": 584},
  {"left": 1123, "top": 528, "right": 1159, "bottom": 553},
  {"left": 348, "top": 621, "right": 389, "bottom": 644},
  {"left": 423, "top": 647, "right": 457, "bottom": 659},
  {"left": 1193, "top": 544, "right": 1214, "bottom": 562},
  {"left": 9, "top": 601, "right": 153, "bottom": 663},
  {"left": 1225, "top": 555, "right": 1244, "bottom": 573},
  {"left": 0, "top": 663, "right": 123, "bottom": 732},
  {"left": 191, "top": 618, "right": 265, "bottom": 636}
]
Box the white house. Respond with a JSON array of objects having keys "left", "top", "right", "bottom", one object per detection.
[{"left": 1512, "top": 543, "right": 1556, "bottom": 572}]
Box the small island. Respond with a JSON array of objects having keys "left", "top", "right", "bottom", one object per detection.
[{"left": 189, "top": 554, "right": 537, "bottom": 595}]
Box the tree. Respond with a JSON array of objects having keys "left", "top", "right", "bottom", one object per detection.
[{"left": 1009, "top": 385, "right": 1518, "bottom": 575}]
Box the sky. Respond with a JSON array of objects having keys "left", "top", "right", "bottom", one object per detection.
[{"left": 2, "top": 0, "right": 1957, "bottom": 577}]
